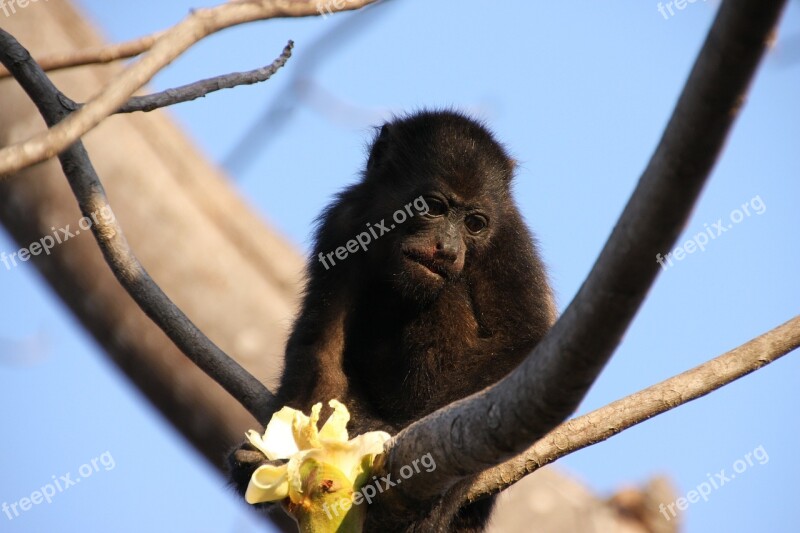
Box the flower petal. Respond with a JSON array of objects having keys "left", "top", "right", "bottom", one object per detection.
[
  {"left": 244, "top": 400, "right": 391, "bottom": 516},
  {"left": 305, "top": 431, "right": 390, "bottom": 485},
  {"left": 318, "top": 399, "right": 350, "bottom": 443},
  {"left": 293, "top": 402, "right": 322, "bottom": 450},
  {"left": 245, "top": 464, "right": 290, "bottom": 504},
  {"left": 286, "top": 450, "right": 313, "bottom": 504},
  {"left": 247, "top": 406, "right": 300, "bottom": 460}
]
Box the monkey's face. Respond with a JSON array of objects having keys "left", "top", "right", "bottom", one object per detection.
[
  {"left": 360, "top": 110, "right": 514, "bottom": 303},
  {"left": 376, "top": 192, "right": 494, "bottom": 303}
]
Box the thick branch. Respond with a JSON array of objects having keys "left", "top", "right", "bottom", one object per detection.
[
  {"left": 0, "top": 0, "right": 379, "bottom": 177},
  {"left": 376, "top": 0, "right": 787, "bottom": 512},
  {"left": 0, "top": 30, "right": 276, "bottom": 422},
  {"left": 466, "top": 315, "right": 800, "bottom": 502}
]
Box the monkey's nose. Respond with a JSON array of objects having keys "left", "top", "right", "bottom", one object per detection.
[{"left": 434, "top": 242, "right": 459, "bottom": 263}]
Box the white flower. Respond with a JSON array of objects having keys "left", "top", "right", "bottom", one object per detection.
[{"left": 244, "top": 400, "right": 390, "bottom": 505}]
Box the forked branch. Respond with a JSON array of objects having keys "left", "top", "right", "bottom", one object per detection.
[
  {"left": 0, "top": 30, "right": 280, "bottom": 421},
  {"left": 465, "top": 315, "right": 800, "bottom": 502},
  {"left": 0, "top": 0, "right": 380, "bottom": 177},
  {"left": 373, "top": 0, "right": 789, "bottom": 518}
]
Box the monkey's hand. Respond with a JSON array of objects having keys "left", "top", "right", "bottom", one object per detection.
[{"left": 227, "top": 440, "right": 270, "bottom": 497}]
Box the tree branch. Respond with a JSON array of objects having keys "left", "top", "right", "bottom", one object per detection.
[
  {"left": 374, "top": 0, "right": 788, "bottom": 516},
  {"left": 0, "top": 30, "right": 165, "bottom": 80},
  {"left": 13, "top": 41, "right": 294, "bottom": 119},
  {"left": 465, "top": 315, "right": 800, "bottom": 503},
  {"left": 0, "top": 30, "right": 276, "bottom": 422},
  {"left": 0, "top": 0, "right": 380, "bottom": 178},
  {"left": 63, "top": 41, "right": 294, "bottom": 114}
]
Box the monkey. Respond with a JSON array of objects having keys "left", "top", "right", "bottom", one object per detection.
[{"left": 229, "top": 110, "right": 556, "bottom": 532}]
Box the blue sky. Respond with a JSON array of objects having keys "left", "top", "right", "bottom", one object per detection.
[{"left": 1, "top": 1, "right": 798, "bottom": 532}]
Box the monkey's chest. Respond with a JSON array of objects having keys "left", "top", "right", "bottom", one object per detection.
[{"left": 345, "top": 293, "right": 502, "bottom": 425}]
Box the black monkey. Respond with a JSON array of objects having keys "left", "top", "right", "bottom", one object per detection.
[{"left": 229, "top": 110, "right": 555, "bottom": 532}]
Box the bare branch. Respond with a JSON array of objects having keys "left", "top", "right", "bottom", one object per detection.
[
  {"left": 466, "top": 315, "right": 800, "bottom": 503},
  {"left": 0, "top": 30, "right": 276, "bottom": 422},
  {"left": 0, "top": 0, "right": 380, "bottom": 178},
  {"left": 221, "top": 2, "right": 395, "bottom": 174},
  {"left": 0, "top": 30, "right": 165, "bottom": 80},
  {"left": 60, "top": 41, "right": 294, "bottom": 114},
  {"left": 374, "top": 0, "right": 788, "bottom": 516},
  {"left": 120, "top": 41, "right": 293, "bottom": 113}
]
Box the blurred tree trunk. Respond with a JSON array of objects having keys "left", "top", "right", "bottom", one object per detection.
[{"left": 0, "top": 2, "right": 676, "bottom": 531}]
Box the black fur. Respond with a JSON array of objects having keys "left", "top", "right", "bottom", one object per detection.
[{"left": 229, "top": 110, "right": 555, "bottom": 532}]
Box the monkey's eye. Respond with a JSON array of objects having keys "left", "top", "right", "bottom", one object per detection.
[
  {"left": 424, "top": 197, "right": 448, "bottom": 217},
  {"left": 464, "top": 214, "right": 488, "bottom": 234}
]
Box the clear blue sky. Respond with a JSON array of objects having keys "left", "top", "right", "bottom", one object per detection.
[{"left": 1, "top": 1, "right": 798, "bottom": 532}]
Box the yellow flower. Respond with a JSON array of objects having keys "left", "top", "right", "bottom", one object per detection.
[{"left": 244, "top": 400, "right": 390, "bottom": 506}]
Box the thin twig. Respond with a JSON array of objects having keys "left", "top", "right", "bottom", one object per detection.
[
  {"left": 465, "top": 315, "right": 800, "bottom": 502},
  {"left": 0, "top": 30, "right": 276, "bottom": 422},
  {"left": 121, "top": 41, "right": 293, "bottom": 113},
  {"left": 61, "top": 41, "right": 294, "bottom": 114},
  {"left": 0, "top": 0, "right": 379, "bottom": 178},
  {"left": 221, "top": 2, "right": 394, "bottom": 174},
  {"left": 372, "top": 0, "right": 788, "bottom": 518}
]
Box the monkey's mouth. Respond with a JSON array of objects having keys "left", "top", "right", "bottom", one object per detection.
[{"left": 403, "top": 250, "right": 449, "bottom": 279}]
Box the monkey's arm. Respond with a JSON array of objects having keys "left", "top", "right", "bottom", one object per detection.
[
  {"left": 227, "top": 187, "right": 390, "bottom": 492},
  {"left": 280, "top": 292, "right": 397, "bottom": 434},
  {"left": 276, "top": 294, "right": 350, "bottom": 409},
  {"left": 227, "top": 270, "right": 389, "bottom": 495},
  {"left": 226, "top": 289, "right": 351, "bottom": 491}
]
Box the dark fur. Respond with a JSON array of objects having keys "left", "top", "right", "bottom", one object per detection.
[{"left": 229, "top": 110, "right": 555, "bottom": 532}]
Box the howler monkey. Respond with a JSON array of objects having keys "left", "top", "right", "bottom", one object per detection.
[{"left": 229, "top": 110, "right": 555, "bottom": 532}]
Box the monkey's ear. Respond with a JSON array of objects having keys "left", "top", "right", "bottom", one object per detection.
[
  {"left": 503, "top": 157, "right": 518, "bottom": 183},
  {"left": 366, "top": 123, "right": 393, "bottom": 174}
]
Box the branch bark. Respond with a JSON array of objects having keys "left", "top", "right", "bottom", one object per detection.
[
  {"left": 466, "top": 314, "right": 800, "bottom": 503},
  {"left": 374, "top": 0, "right": 788, "bottom": 516},
  {"left": 0, "top": 0, "right": 380, "bottom": 177}
]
